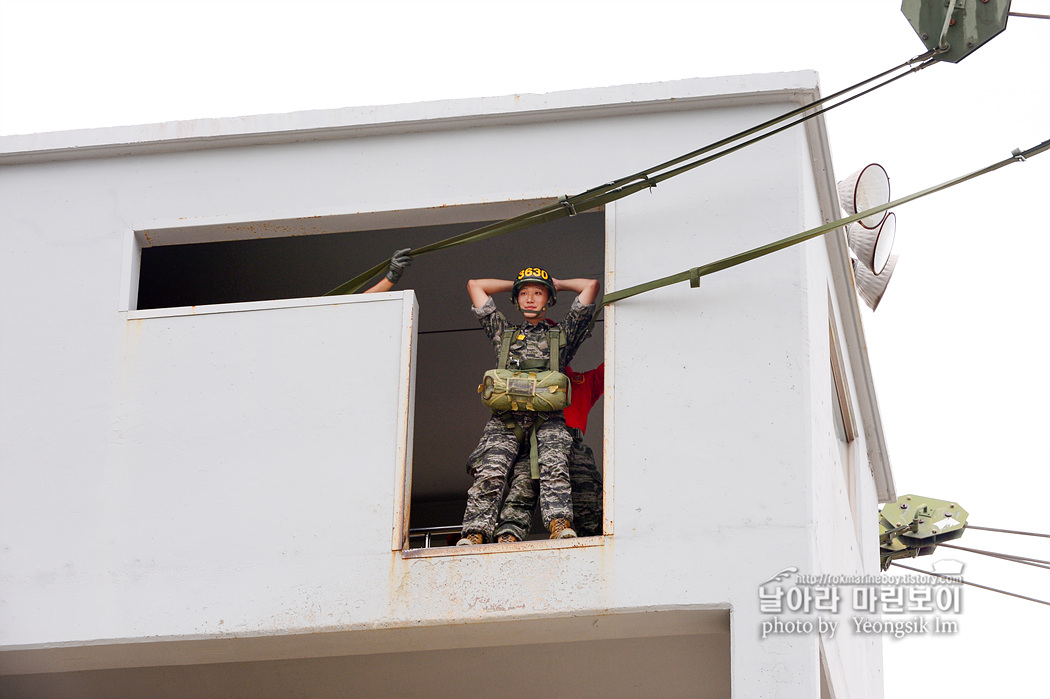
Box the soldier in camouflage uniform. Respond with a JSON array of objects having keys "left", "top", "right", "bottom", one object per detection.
[
  {"left": 457, "top": 269, "right": 599, "bottom": 545},
  {"left": 495, "top": 363, "right": 604, "bottom": 541}
]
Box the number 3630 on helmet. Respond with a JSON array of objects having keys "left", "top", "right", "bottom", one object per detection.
[{"left": 511, "top": 267, "right": 557, "bottom": 307}]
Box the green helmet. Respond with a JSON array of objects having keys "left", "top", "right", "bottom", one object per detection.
[{"left": 511, "top": 267, "right": 557, "bottom": 308}]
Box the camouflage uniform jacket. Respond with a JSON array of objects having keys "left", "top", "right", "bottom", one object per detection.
[{"left": 472, "top": 295, "right": 595, "bottom": 374}]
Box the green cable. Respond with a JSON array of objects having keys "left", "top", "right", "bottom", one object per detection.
[
  {"left": 595, "top": 139, "right": 1050, "bottom": 313},
  {"left": 324, "top": 52, "right": 938, "bottom": 296}
]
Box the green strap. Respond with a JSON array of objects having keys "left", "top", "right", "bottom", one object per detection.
[
  {"left": 502, "top": 415, "right": 525, "bottom": 443},
  {"left": 498, "top": 329, "right": 514, "bottom": 370},
  {"left": 498, "top": 326, "right": 563, "bottom": 371},
  {"left": 506, "top": 326, "right": 561, "bottom": 479},
  {"left": 548, "top": 327, "right": 563, "bottom": 371},
  {"left": 583, "top": 138, "right": 1050, "bottom": 326},
  {"left": 323, "top": 55, "right": 938, "bottom": 297},
  {"left": 500, "top": 413, "right": 546, "bottom": 480},
  {"left": 528, "top": 415, "right": 546, "bottom": 480}
]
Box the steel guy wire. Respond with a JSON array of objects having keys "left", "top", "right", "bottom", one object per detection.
[
  {"left": 938, "top": 543, "right": 1050, "bottom": 570},
  {"left": 890, "top": 562, "right": 1050, "bottom": 607},
  {"left": 965, "top": 525, "right": 1050, "bottom": 538}
]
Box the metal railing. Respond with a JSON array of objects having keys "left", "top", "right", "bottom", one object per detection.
[{"left": 407, "top": 525, "right": 463, "bottom": 549}]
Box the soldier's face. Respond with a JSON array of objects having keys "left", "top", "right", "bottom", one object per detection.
[{"left": 517, "top": 284, "right": 550, "bottom": 315}]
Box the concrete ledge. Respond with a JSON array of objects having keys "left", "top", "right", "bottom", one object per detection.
[
  {"left": 0, "top": 605, "right": 729, "bottom": 675},
  {"left": 0, "top": 72, "right": 819, "bottom": 164}
]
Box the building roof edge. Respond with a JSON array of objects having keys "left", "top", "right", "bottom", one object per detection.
[{"left": 0, "top": 71, "right": 820, "bottom": 164}]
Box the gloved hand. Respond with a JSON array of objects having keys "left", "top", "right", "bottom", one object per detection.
[{"left": 385, "top": 248, "right": 413, "bottom": 283}]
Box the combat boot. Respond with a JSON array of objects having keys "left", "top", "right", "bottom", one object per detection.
[
  {"left": 549, "top": 518, "right": 577, "bottom": 539},
  {"left": 456, "top": 533, "right": 483, "bottom": 546},
  {"left": 496, "top": 532, "right": 520, "bottom": 543}
]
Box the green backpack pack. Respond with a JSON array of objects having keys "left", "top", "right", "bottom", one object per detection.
[{"left": 478, "top": 327, "right": 571, "bottom": 413}]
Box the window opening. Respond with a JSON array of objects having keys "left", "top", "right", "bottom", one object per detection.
[
  {"left": 135, "top": 211, "right": 606, "bottom": 550},
  {"left": 407, "top": 213, "right": 606, "bottom": 548}
]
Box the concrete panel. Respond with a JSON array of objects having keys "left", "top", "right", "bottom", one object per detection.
[{"left": 2, "top": 294, "right": 416, "bottom": 646}]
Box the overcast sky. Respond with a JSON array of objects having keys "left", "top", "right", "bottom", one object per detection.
[{"left": 2, "top": 0, "right": 1047, "bottom": 695}]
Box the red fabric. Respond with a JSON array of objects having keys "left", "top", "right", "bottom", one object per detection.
[{"left": 563, "top": 363, "right": 604, "bottom": 434}]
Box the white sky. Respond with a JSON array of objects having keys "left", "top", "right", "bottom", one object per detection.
[{"left": 2, "top": 0, "right": 1047, "bottom": 694}]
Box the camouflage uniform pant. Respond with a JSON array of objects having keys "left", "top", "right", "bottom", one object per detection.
[
  {"left": 461, "top": 412, "right": 573, "bottom": 541},
  {"left": 494, "top": 433, "right": 603, "bottom": 541}
]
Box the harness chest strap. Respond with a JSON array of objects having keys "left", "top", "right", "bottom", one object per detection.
[
  {"left": 498, "top": 328, "right": 514, "bottom": 371},
  {"left": 549, "top": 326, "right": 561, "bottom": 373},
  {"left": 497, "top": 325, "right": 564, "bottom": 479},
  {"left": 498, "top": 326, "right": 564, "bottom": 371},
  {"left": 495, "top": 323, "right": 571, "bottom": 476}
]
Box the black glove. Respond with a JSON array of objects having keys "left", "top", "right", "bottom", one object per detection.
[{"left": 385, "top": 248, "right": 413, "bottom": 283}]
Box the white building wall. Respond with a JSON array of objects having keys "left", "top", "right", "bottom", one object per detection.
[
  {"left": 0, "top": 74, "right": 888, "bottom": 698},
  {"left": 2, "top": 294, "right": 418, "bottom": 646},
  {"left": 608, "top": 102, "right": 823, "bottom": 694}
]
